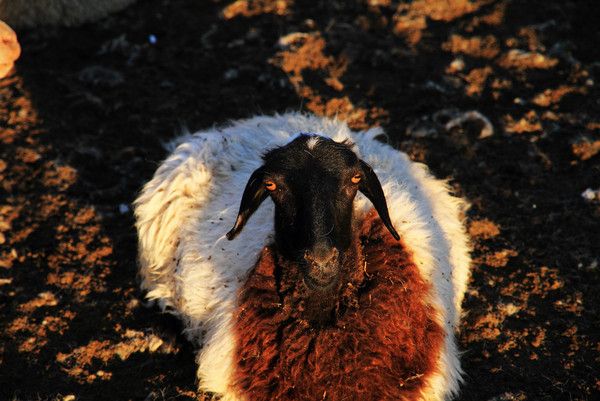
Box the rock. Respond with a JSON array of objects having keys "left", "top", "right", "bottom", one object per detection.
[
  {"left": 278, "top": 32, "right": 311, "bottom": 48},
  {"left": 148, "top": 336, "right": 163, "bottom": 352},
  {"left": 224, "top": 68, "right": 240, "bottom": 81},
  {"left": 581, "top": 188, "right": 600, "bottom": 203},
  {"left": 448, "top": 57, "right": 465, "bottom": 73}
]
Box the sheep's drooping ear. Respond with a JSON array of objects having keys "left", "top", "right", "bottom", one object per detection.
[
  {"left": 358, "top": 159, "right": 400, "bottom": 241},
  {"left": 226, "top": 167, "right": 269, "bottom": 240}
]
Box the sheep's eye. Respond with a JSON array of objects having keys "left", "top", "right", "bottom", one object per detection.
[
  {"left": 351, "top": 174, "right": 362, "bottom": 184},
  {"left": 264, "top": 180, "right": 277, "bottom": 191}
]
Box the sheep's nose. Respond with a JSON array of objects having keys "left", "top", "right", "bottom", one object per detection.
[
  {"left": 304, "top": 245, "right": 339, "bottom": 267},
  {"left": 303, "top": 246, "right": 340, "bottom": 289}
]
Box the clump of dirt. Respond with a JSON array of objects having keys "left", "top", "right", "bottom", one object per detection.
[
  {"left": 497, "top": 49, "right": 559, "bottom": 70},
  {"left": 222, "top": 0, "right": 290, "bottom": 19},
  {"left": 56, "top": 328, "right": 177, "bottom": 384},
  {"left": 469, "top": 219, "right": 501, "bottom": 239},
  {"left": 271, "top": 31, "right": 387, "bottom": 128},
  {"left": 532, "top": 85, "right": 587, "bottom": 107},
  {"left": 503, "top": 110, "right": 543, "bottom": 134},
  {"left": 572, "top": 135, "right": 600, "bottom": 161},
  {"left": 394, "top": 0, "right": 492, "bottom": 44},
  {"left": 443, "top": 34, "right": 501, "bottom": 59}
]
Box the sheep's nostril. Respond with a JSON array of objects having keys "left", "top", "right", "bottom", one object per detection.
[{"left": 305, "top": 246, "right": 339, "bottom": 267}]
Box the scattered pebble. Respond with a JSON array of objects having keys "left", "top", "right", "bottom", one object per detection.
[
  {"left": 148, "top": 336, "right": 164, "bottom": 352},
  {"left": 0, "top": 278, "right": 13, "bottom": 285},
  {"left": 448, "top": 57, "right": 465, "bottom": 73},
  {"left": 278, "top": 32, "right": 311, "bottom": 48},
  {"left": 224, "top": 68, "right": 240, "bottom": 80},
  {"left": 581, "top": 188, "right": 600, "bottom": 203}
]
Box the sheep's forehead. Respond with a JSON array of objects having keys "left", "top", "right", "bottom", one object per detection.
[
  {"left": 263, "top": 134, "right": 358, "bottom": 177},
  {"left": 306, "top": 136, "right": 320, "bottom": 150}
]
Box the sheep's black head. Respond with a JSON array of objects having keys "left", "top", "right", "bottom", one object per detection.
[{"left": 227, "top": 134, "right": 399, "bottom": 289}]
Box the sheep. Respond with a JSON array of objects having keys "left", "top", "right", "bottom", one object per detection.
[
  {"left": 134, "top": 113, "right": 471, "bottom": 401},
  {"left": 0, "top": 0, "right": 137, "bottom": 28}
]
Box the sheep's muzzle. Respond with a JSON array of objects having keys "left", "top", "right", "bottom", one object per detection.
[{"left": 303, "top": 247, "right": 340, "bottom": 289}]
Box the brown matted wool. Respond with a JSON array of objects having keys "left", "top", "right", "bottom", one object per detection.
[{"left": 233, "top": 210, "right": 445, "bottom": 401}]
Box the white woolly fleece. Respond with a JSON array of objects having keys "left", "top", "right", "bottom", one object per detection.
[{"left": 134, "top": 113, "right": 471, "bottom": 401}]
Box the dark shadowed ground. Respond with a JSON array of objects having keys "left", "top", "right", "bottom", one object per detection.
[{"left": 1, "top": 0, "right": 599, "bottom": 400}]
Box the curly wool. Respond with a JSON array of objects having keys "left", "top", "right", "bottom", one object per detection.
[{"left": 234, "top": 211, "right": 445, "bottom": 401}]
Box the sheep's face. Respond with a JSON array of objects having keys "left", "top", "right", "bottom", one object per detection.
[{"left": 227, "top": 134, "right": 399, "bottom": 290}]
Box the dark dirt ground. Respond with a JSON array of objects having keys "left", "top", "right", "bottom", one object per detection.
[{"left": 1, "top": 0, "right": 599, "bottom": 400}]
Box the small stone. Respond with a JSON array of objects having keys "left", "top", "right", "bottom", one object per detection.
[
  {"left": 581, "top": 188, "right": 600, "bottom": 202},
  {"left": 223, "top": 68, "right": 239, "bottom": 80},
  {"left": 148, "top": 336, "right": 164, "bottom": 352},
  {"left": 448, "top": 57, "right": 465, "bottom": 73},
  {"left": 278, "top": 32, "right": 310, "bottom": 47}
]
